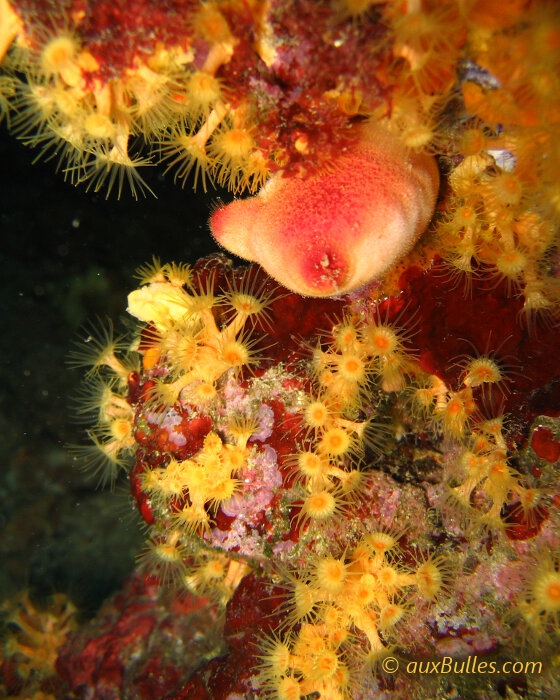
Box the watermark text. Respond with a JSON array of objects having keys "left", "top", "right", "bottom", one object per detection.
[{"left": 381, "top": 655, "right": 543, "bottom": 675}]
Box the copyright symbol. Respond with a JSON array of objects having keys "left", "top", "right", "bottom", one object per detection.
[{"left": 382, "top": 656, "right": 399, "bottom": 674}]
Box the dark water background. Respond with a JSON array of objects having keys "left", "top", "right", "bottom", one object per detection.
[{"left": 0, "top": 122, "right": 228, "bottom": 614}]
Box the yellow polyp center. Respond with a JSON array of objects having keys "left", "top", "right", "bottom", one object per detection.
[
  {"left": 535, "top": 571, "right": 560, "bottom": 612},
  {"left": 305, "top": 491, "right": 335, "bottom": 519},
  {"left": 378, "top": 566, "right": 398, "bottom": 587},
  {"left": 111, "top": 418, "right": 132, "bottom": 440},
  {"left": 374, "top": 334, "right": 390, "bottom": 350},
  {"left": 515, "top": 213, "right": 554, "bottom": 253},
  {"left": 267, "top": 641, "right": 291, "bottom": 672},
  {"left": 203, "top": 453, "right": 221, "bottom": 471},
  {"left": 188, "top": 72, "right": 221, "bottom": 102},
  {"left": 404, "top": 124, "right": 433, "bottom": 150},
  {"left": 331, "top": 628, "right": 347, "bottom": 647},
  {"left": 202, "top": 560, "right": 225, "bottom": 580},
  {"left": 417, "top": 562, "right": 442, "bottom": 599},
  {"left": 156, "top": 542, "right": 180, "bottom": 563},
  {"left": 447, "top": 398, "right": 464, "bottom": 416},
  {"left": 319, "top": 428, "right": 350, "bottom": 456},
  {"left": 482, "top": 418, "right": 502, "bottom": 438},
  {"left": 211, "top": 478, "right": 237, "bottom": 501},
  {"left": 221, "top": 340, "right": 248, "bottom": 367},
  {"left": 497, "top": 249, "right": 526, "bottom": 276},
  {"left": 204, "top": 432, "right": 222, "bottom": 452},
  {"left": 225, "top": 447, "right": 245, "bottom": 471},
  {"left": 546, "top": 582, "right": 560, "bottom": 603},
  {"left": 42, "top": 36, "right": 76, "bottom": 75},
  {"left": 299, "top": 451, "right": 322, "bottom": 476},
  {"left": 319, "top": 370, "right": 334, "bottom": 388},
  {"left": 305, "top": 401, "right": 329, "bottom": 428},
  {"left": 294, "top": 582, "right": 315, "bottom": 618},
  {"left": 305, "top": 633, "right": 325, "bottom": 654},
  {"left": 420, "top": 569, "right": 434, "bottom": 586},
  {"left": 467, "top": 359, "right": 501, "bottom": 385},
  {"left": 477, "top": 367, "right": 496, "bottom": 382},
  {"left": 340, "top": 354, "right": 364, "bottom": 381},
  {"left": 335, "top": 324, "right": 357, "bottom": 347},
  {"left": 367, "top": 326, "right": 398, "bottom": 356},
  {"left": 335, "top": 665, "right": 350, "bottom": 686},
  {"left": 196, "top": 382, "right": 216, "bottom": 399},
  {"left": 231, "top": 293, "right": 261, "bottom": 315},
  {"left": 456, "top": 206, "right": 476, "bottom": 226},
  {"left": 180, "top": 505, "right": 209, "bottom": 528},
  {"left": 380, "top": 604, "right": 404, "bottom": 628},
  {"left": 494, "top": 173, "right": 522, "bottom": 205},
  {"left": 313, "top": 650, "right": 338, "bottom": 681},
  {"left": 355, "top": 582, "right": 375, "bottom": 605},
  {"left": 521, "top": 488, "right": 538, "bottom": 508},
  {"left": 489, "top": 462, "right": 508, "bottom": 485},
  {"left": 221, "top": 128, "right": 254, "bottom": 158},
  {"left": 368, "top": 533, "right": 395, "bottom": 553},
  {"left": 317, "top": 558, "right": 346, "bottom": 593}
]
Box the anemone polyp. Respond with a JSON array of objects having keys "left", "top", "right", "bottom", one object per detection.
[
  {"left": 210, "top": 123, "right": 440, "bottom": 297},
  {"left": 336, "top": 352, "right": 365, "bottom": 383},
  {"left": 296, "top": 489, "right": 346, "bottom": 529},
  {"left": 452, "top": 340, "right": 516, "bottom": 397},
  {"left": 462, "top": 357, "right": 503, "bottom": 389},
  {"left": 521, "top": 553, "right": 560, "bottom": 635},
  {"left": 535, "top": 572, "right": 560, "bottom": 613},
  {"left": 40, "top": 35, "right": 78, "bottom": 79},
  {"left": 304, "top": 400, "right": 330, "bottom": 430},
  {"left": 318, "top": 427, "right": 352, "bottom": 457},
  {"left": 314, "top": 556, "right": 348, "bottom": 595}
]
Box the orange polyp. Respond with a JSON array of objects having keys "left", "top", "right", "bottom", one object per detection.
[
  {"left": 372, "top": 334, "right": 390, "bottom": 352},
  {"left": 221, "top": 340, "right": 248, "bottom": 367},
  {"left": 525, "top": 555, "right": 560, "bottom": 629},
  {"left": 463, "top": 357, "right": 502, "bottom": 388},
  {"left": 300, "top": 491, "right": 337, "bottom": 523},
  {"left": 312, "top": 649, "right": 339, "bottom": 681},
  {"left": 439, "top": 389, "right": 475, "bottom": 439},
  {"left": 315, "top": 557, "right": 347, "bottom": 595},
  {"left": 496, "top": 249, "right": 527, "bottom": 281},
  {"left": 547, "top": 582, "right": 560, "bottom": 603},
  {"left": 486, "top": 172, "right": 523, "bottom": 207},
  {"left": 318, "top": 427, "right": 351, "bottom": 457},
  {"left": 336, "top": 352, "right": 365, "bottom": 384},
  {"left": 364, "top": 325, "right": 400, "bottom": 358}
]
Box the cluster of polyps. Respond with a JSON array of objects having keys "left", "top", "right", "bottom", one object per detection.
[
  {"left": 258, "top": 532, "right": 448, "bottom": 699},
  {"left": 67, "top": 253, "right": 559, "bottom": 700},
  {"left": 287, "top": 311, "right": 419, "bottom": 531},
  {"left": 442, "top": 416, "right": 544, "bottom": 535},
  {"left": 437, "top": 3, "right": 560, "bottom": 327},
  {"left": 0, "top": 1, "right": 270, "bottom": 198}
]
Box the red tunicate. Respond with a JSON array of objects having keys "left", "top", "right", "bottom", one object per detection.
[{"left": 531, "top": 426, "right": 560, "bottom": 463}]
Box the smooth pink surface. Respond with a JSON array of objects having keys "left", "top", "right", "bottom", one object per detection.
[{"left": 211, "top": 124, "right": 439, "bottom": 296}]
